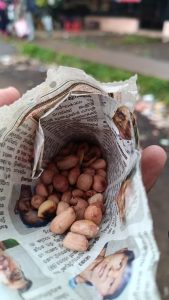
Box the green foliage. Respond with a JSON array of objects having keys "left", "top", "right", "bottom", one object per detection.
[
  {"left": 3, "top": 239, "right": 19, "bottom": 249},
  {"left": 20, "top": 43, "right": 169, "bottom": 105}
]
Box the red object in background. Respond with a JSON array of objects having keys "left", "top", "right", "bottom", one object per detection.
[
  {"left": 72, "top": 20, "right": 81, "bottom": 32},
  {"left": 64, "top": 21, "right": 72, "bottom": 31},
  {"left": 64, "top": 20, "right": 81, "bottom": 32}
]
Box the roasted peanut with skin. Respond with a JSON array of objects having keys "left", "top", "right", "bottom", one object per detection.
[
  {"left": 57, "top": 155, "right": 79, "bottom": 170},
  {"left": 53, "top": 174, "right": 69, "bottom": 193},
  {"left": 50, "top": 207, "right": 76, "bottom": 234},
  {"left": 90, "top": 159, "right": 106, "bottom": 170},
  {"left": 88, "top": 193, "right": 104, "bottom": 212},
  {"left": 31, "top": 195, "right": 45, "bottom": 209},
  {"left": 96, "top": 169, "right": 107, "bottom": 178},
  {"left": 70, "top": 220, "right": 99, "bottom": 238},
  {"left": 56, "top": 201, "right": 70, "bottom": 215},
  {"left": 68, "top": 166, "right": 80, "bottom": 185},
  {"left": 63, "top": 232, "right": 89, "bottom": 252},
  {"left": 84, "top": 205, "right": 103, "bottom": 225},
  {"left": 36, "top": 183, "right": 48, "bottom": 198},
  {"left": 93, "top": 175, "right": 107, "bottom": 193},
  {"left": 41, "top": 169, "right": 55, "bottom": 185},
  {"left": 23, "top": 140, "right": 107, "bottom": 252},
  {"left": 48, "top": 194, "right": 60, "bottom": 204},
  {"left": 73, "top": 198, "right": 88, "bottom": 220},
  {"left": 72, "top": 189, "right": 85, "bottom": 198},
  {"left": 38, "top": 199, "right": 57, "bottom": 218},
  {"left": 61, "top": 190, "right": 72, "bottom": 203},
  {"left": 77, "top": 174, "right": 93, "bottom": 191}
]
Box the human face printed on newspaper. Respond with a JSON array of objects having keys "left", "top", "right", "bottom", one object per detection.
[
  {"left": 116, "top": 179, "right": 131, "bottom": 222},
  {"left": 0, "top": 250, "right": 27, "bottom": 290},
  {"left": 80, "top": 251, "right": 128, "bottom": 297},
  {"left": 113, "top": 106, "right": 132, "bottom": 140}
]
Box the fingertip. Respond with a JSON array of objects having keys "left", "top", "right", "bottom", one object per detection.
[
  {"left": 141, "top": 145, "right": 167, "bottom": 192},
  {"left": 6, "top": 87, "right": 21, "bottom": 102},
  {"left": 0, "top": 87, "right": 20, "bottom": 106},
  {"left": 143, "top": 145, "right": 167, "bottom": 168}
]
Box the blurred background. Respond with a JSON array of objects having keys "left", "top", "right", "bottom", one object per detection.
[{"left": 0, "top": 0, "right": 169, "bottom": 299}]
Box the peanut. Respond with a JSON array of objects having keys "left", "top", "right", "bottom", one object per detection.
[
  {"left": 83, "top": 168, "right": 95, "bottom": 176},
  {"left": 91, "top": 159, "right": 106, "bottom": 170},
  {"left": 84, "top": 145, "right": 101, "bottom": 161},
  {"left": 82, "top": 156, "right": 97, "bottom": 167},
  {"left": 88, "top": 193, "right": 104, "bottom": 212},
  {"left": 50, "top": 207, "right": 76, "bottom": 234},
  {"left": 85, "top": 190, "right": 97, "bottom": 198},
  {"left": 61, "top": 190, "right": 72, "bottom": 203},
  {"left": 72, "top": 189, "right": 85, "bottom": 198},
  {"left": 71, "top": 220, "right": 99, "bottom": 238},
  {"left": 61, "top": 170, "right": 69, "bottom": 177},
  {"left": 56, "top": 202, "right": 70, "bottom": 215},
  {"left": 88, "top": 193, "right": 104, "bottom": 204},
  {"left": 96, "top": 169, "right": 107, "bottom": 178},
  {"left": 63, "top": 232, "right": 89, "bottom": 252},
  {"left": 57, "top": 155, "right": 79, "bottom": 170},
  {"left": 41, "top": 169, "right": 55, "bottom": 185},
  {"left": 38, "top": 199, "right": 57, "bottom": 218},
  {"left": 93, "top": 175, "right": 107, "bottom": 193},
  {"left": 24, "top": 140, "right": 107, "bottom": 252},
  {"left": 77, "top": 143, "right": 89, "bottom": 155},
  {"left": 31, "top": 195, "right": 45, "bottom": 209},
  {"left": 90, "top": 201, "right": 104, "bottom": 212},
  {"left": 77, "top": 174, "right": 93, "bottom": 191},
  {"left": 77, "top": 143, "right": 89, "bottom": 164},
  {"left": 69, "top": 197, "right": 79, "bottom": 205},
  {"left": 84, "top": 206, "right": 102, "bottom": 225},
  {"left": 48, "top": 184, "right": 54, "bottom": 194},
  {"left": 74, "top": 198, "right": 88, "bottom": 220},
  {"left": 53, "top": 174, "right": 69, "bottom": 193},
  {"left": 36, "top": 183, "right": 48, "bottom": 198},
  {"left": 48, "top": 194, "right": 60, "bottom": 204},
  {"left": 74, "top": 198, "right": 88, "bottom": 210},
  {"left": 68, "top": 166, "right": 80, "bottom": 185},
  {"left": 47, "top": 163, "right": 59, "bottom": 174}
]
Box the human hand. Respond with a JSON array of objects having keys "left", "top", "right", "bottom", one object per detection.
[
  {"left": 0, "top": 87, "right": 166, "bottom": 192},
  {"left": 0, "top": 87, "right": 20, "bottom": 106},
  {"left": 141, "top": 145, "right": 167, "bottom": 192}
]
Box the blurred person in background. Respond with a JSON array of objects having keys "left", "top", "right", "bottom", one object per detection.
[
  {"left": 0, "top": 0, "right": 8, "bottom": 34},
  {"left": 13, "top": 0, "right": 37, "bottom": 41},
  {"left": 6, "top": 0, "right": 15, "bottom": 35},
  {"left": 35, "top": 0, "right": 53, "bottom": 35},
  {"left": 25, "top": 0, "right": 38, "bottom": 41},
  {"left": 14, "top": 0, "right": 30, "bottom": 39}
]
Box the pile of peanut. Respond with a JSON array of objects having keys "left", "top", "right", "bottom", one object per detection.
[{"left": 32, "top": 142, "right": 107, "bottom": 252}]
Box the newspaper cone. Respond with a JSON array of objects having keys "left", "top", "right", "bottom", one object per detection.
[{"left": 0, "top": 67, "right": 160, "bottom": 300}]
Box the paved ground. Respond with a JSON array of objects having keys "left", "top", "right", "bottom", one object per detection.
[
  {"left": 34, "top": 31, "right": 169, "bottom": 80},
  {"left": 0, "top": 39, "right": 168, "bottom": 299}
]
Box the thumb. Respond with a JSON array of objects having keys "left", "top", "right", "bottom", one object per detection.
[
  {"left": 141, "top": 145, "right": 167, "bottom": 192},
  {"left": 0, "top": 87, "right": 20, "bottom": 107}
]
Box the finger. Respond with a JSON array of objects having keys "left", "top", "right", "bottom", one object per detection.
[
  {"left": 0, "top": 87, "right": 20, "bottom": 107},
  {"left": 141, "top": 145, "right": 167, "bottom": 192}
]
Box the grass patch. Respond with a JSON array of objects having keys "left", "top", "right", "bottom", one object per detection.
[
  {"left": 20, "top": 42, "right": 169, "bottom": 105},
  {"left": 67, "top": 36, "right": 96, "bottom": 49},
  {"left": 62, "top": 34, "right": 160, "bottom": 48},
  {"left": 122, "top": 34, "right": 160, "bottom": 45}
]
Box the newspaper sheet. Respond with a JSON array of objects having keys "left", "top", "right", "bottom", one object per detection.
[{"left": 0, "top": 67, "right": 160, "bottom": 300}]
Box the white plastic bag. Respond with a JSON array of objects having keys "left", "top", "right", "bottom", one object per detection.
[{"left": 14, "top": 18, "right": 29, "bottom": 38}]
